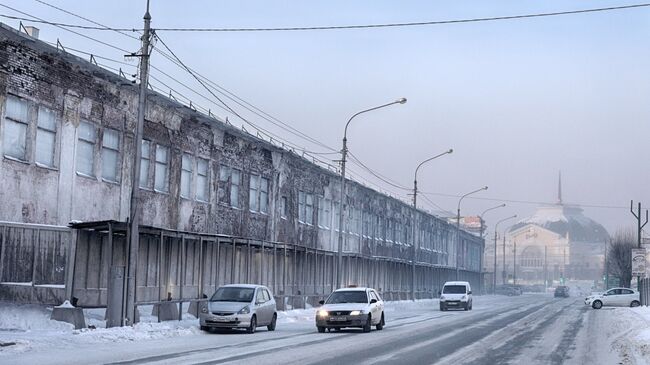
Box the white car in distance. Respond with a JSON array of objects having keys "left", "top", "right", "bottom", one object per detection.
[{"left": 585, "top": 287, "right": 640, "bottom": 309}]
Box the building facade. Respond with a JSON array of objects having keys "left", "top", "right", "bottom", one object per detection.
[{"left": 0, "top": 24, "right": 483, "bottom": 305}]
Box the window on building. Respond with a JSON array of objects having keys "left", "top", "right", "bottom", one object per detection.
[
  {"left": 76, "top": 121, "right": 96, "bottom": 176},
  {"left": 139, "top": 140, "right": 150, "bottom": 188},
  {"left": 298, "top": 191, "right": 306, "bottom": 223},
  {"left": 318, "top": 197, "right": 331, "bottom": 229},
  {"left": 298, "top": 191, "right": 314, "bottom": 225},
  {"left": 35, "top": 106, "right": 56, "bottom": 167},
  {"left": 101, "top": 129, "right": 119, "bottom": 182},
  {"left": 196, "top": 158, "right": 209, "bottom": 202},
  {"left": 260, "top": 177, "right": 269, "bottom": 214},
  {"left": 218, "top": 165, "right": 229, "bottom": 205},
  {"left": 181, "top": 154, "right": 195, "bottom": 198},
  {"left": 305, "top": 193, "right": 314, "bottom": 225},
  {"left": 154, "top": 145, "right": 169, "bottom": 192},
  {"left": 249, "top": 174, "right": 259, "bottom": 212},
  {"left": 180, "top": 154, "right": 193, "bottom": 198},
  {"left": 230, "top": 168, "right": 241, "bottom": 208},
  {"left": 3, "top": 95, "right": 29, "bottom": 161},
  {"left": 280, "top": 196, "right": 288, "bottom": 219}
]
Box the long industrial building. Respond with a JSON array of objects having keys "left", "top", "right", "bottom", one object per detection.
[{"left": 0, "top": 24, "right": 484, "bottom": 312}]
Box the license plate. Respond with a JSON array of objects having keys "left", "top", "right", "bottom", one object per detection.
[
  {"left": 330, "top": 316, "right": 346, "bottom": 321},
  {"left": 214, "top": 317, "right": 230, "bottom": 322},
  {"left": 448, "top": 302, "right": 457, "bottom": 306}
]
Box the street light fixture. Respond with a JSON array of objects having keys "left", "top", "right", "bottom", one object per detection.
[
  {"left": 336, "top": 98, "right": 407, "bottom": 289},
  {"left": 455, "top": 186, "right": 488, "bottom": 280},
  {"left": 410, "top": 148, "right": 453, "bottom": 300},
  {"left": 477, "top": 203, "right": 505, "bottom": 294},
  {"left": 493, "top": 215, "right": 517, "bottom": 293},
  {"left": 412, "top": 149, "right": 453, "bottom": 210}
]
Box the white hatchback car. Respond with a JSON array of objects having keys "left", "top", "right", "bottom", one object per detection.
[
  {"left": 585, "top": 287, "right": 640, "bottom": 309},
  {"left": 200, "top": 284, "right": 277, "bottom": 333},
  {"left": 316, "top": 287, "right": 385, "bottom": 333}
]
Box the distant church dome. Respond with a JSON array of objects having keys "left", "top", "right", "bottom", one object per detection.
[{"left": 509, "top": 172, "right": 610, "bottom": 243}]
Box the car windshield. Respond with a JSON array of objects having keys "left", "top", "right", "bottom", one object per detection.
[
  {"left": 325, "top": 291, "right": 368, "bottom": 304},
  {"left": 443, "top": 285, "right": 467, "bottom": 294},
  {"left": 210, "top": 287, "right": 255, "bottom": 302}
]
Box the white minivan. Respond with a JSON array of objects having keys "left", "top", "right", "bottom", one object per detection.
[{"left": 439, "top": 281, "right": 473, "bottom": 311}]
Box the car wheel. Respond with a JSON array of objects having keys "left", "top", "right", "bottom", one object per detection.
[
  {"left": 363, "top": 315, "right": 372, "bottom": 333},
  {"left": 200, "top": 325, "right": 209, "bottom": 332},
  {"left": 376, "top": 313, "right": 385, "bottom": 331},
  {"left": 592, "top": 300, "right": 603, "bottom": 310},
  {"left": 464, "top": 303, "right": 469, "bottom": 311},
  {"left": 317, "top": 326, "right": 325, "bottom": 333},
  {"left": 631, "top": 300, "right": 641, "bottom": 308},
  {"left": 267, "top": 313, "right": 277, "bottom": 331},
  {"left": 247, "top": 315, "right": 257, "bottom": 334},
  {"left": 469, "top": 302, "right": 473, "bottom": 310},
  {"left": 439, "top": 304, "right": 445, "bottom": 311}
]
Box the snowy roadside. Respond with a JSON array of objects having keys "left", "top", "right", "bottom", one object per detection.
[
  {"left": 0, "top": 295, "right": 515, "bottom": 357},
  {"left": 609, "top": 306, "right": 650, "bottom": 364}
]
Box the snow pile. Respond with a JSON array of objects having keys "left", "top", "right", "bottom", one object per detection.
[
  {"left": 0, "top": 304, "right": 72, "bottom": 332},
  {"left": 606, "top": 306, "right": 650, "bottom": 362}
]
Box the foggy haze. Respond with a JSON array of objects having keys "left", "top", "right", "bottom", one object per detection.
[{"left": 5, "top": 0, "right": 648, "bottom": 235}]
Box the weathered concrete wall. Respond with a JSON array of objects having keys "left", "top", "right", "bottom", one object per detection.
[{"left": 0, "top": 23, "right": 483, "bottom": 292}]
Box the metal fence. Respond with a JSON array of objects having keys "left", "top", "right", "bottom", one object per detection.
[
  {"left": 0, "top": 221, "right": 72, "bottom": 304},
  {"left": 0, "top": 220, "right": 481, "bottom": 318}
]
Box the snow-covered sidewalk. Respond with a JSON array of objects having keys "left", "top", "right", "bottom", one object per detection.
[{"left": 0, "top": 296, "right": 517, "bottom": 357}]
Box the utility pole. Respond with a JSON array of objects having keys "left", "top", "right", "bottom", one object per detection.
[
  {"left": 493, "top": 230, "right": 498, "bottom": 292},
  {"left": 605, "top": 238, "right": 612, "bottom": 290},
  {"left": 544, "top": 245, "right": 548, "bottom": 290},
  {"left": 513, "top": 240, "right": 517, "bottom": 285},
  {"left": 502, "top": 234, "right": 506, "bottom": 285},
  {"left": 126, "top": 0, "right": 152, "bottom": 326},
  {"left": 630, "top": 200, "right": 649, "bottom": 292}
]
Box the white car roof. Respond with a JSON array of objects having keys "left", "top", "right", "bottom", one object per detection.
[
  {"left": 220, "top": 284, "right": 265, "bottom": 289},
  {"left": 334, "top": 287, "right": 373, "bottom": 292},
  {"left": 443, "top": 281, "right": 470, "bottom": 286}
]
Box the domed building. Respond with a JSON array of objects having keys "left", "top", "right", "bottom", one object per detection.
[{"left": 505, "top": 175, "right": 609, "bottom": 286}]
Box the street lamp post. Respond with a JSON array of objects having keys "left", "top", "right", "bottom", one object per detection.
[
  {"left": 336, "top": 98, "right": 407, "bottom": 289},
  {"left": 455, "top": 186, "right": 488, "bottom": 280},
  {"left": 411, "top": 149, "right": 453, "bottom": 300},
  {"left": 477, "top": 204, "right": 505, "bottom": 294},
  {"left": 493, "top": 215, "right": 517, "bottom": 293}
]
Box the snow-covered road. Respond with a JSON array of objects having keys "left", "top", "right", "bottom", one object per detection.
[{"left": 0, "top": 294, "right": 637, "bottom": 364}]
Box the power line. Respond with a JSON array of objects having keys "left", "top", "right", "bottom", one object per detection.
[
  {"left": 30, "top": 0, "right": 338, "bottom": 155},
  {"left": 151, "top": 3, "right": 650, "bottom": 32},
  {"left": 418, "top": 191, "right": 628, "bottom": 210},
  {"left": 347, "top": 151, "right": 411, "bottom": 191},
  {"left": 32, "top": 0, "right": 140, "bottom": 40},
  {"left": 5, "top": 2, "right": 650, "bottom": 34},
  {"left": 0, "top": 4, "right": 132, "bottom": 53},
  {"left": 0, "top": 12, "right": 135, "bottom": 32}
]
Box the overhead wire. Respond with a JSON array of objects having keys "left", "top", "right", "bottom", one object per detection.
[
  {"left": 32, "top": 0, "right": 340, "bottom": 154},
  {"left": 13, "top": 2, "right": 634, "bottom": 213},
  {"left": 4, "top": 3, "right": 650, "bottom": 33},
  {"left": 0, "top": 4, "right": 133, "bottom": 53},
  {"left": 150, "top": 3, "right": 650, "bottom": 32}
]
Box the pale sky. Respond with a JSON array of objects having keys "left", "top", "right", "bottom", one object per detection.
[{"left": 3, "top": 0, "right": 649, "bottom": 236}]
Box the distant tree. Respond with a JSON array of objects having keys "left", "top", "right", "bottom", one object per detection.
[{"left": 607, "top": 229, "right": 636, "bottom": 288}]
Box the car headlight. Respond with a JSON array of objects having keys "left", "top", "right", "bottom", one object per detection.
[
  {"left": 440, "top": 296, "right": 445, "bottom": 301},
  {"left": 201, "top": 306, "right": 208, "bottom": 313},
  {"left": 238, "top": 306, "right": 250, "bottom": 314},
  {"left": 318, "top": 310, "right": 329, "bottom": 317},
  {"left": 350, "top": 310, "right": 363, "bottom": 316},
  {"left": 462, "top": 295, "right": 467, "bottom": 300}
]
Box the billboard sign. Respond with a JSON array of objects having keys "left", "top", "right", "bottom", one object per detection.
[{"left": 631, "top": 248, "right": 647, "bottom": 277}]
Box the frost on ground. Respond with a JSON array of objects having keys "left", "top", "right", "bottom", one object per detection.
[
  {"left": 0, "top": 298, "right": 448, "bottom": 357},
  {"left": 610, "top": 306, "right": 650, "bottom": 364}
]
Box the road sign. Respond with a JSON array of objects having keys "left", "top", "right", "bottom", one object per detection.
[{"left": 632, "top": 248, "right": 647, "bottom": 277}]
